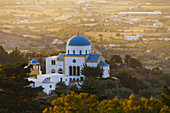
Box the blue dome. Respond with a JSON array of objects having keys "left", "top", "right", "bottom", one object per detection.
[
  {"left": 31, "top": 59, "right": 38, "bottom": 63},
  {"left": 99, "top": 60, "right": 109, "bottom": 66},
  {"left": 67, "top": 35, "right": 90, "bottom": 46}
]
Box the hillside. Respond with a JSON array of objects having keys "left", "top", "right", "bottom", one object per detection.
[{"left": 0, "top": 31, "right": 42, "bottom": 50}]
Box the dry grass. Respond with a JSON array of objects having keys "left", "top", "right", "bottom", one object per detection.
[
  {"left": 23, "top": 35, "right": 42, "bottom": 39},
  {"left": 142, "top": 6, "right": 170, "bottom": 10},
  {"left": 85, "top": 31, "right": 140, "bottom": 39},
  {"left": 100, "top": 6, "right": 133, "bottom": 10},
  {"left": 47, "top": 28, "right": 60, "bottom": 32},
  {"left": 1, "top": 30, "right": 11, "bottom": 34}
]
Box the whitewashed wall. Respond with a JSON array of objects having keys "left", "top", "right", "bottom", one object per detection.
[
  {"left": 55, "top": 61, "right": 63, "bottom": 73},
  {"left": 66, "top": 45, "right": 91, "bottom": 55},
  {"left": 64, "top": 56, "right": 85, "bottom": 76},
  {"left": 86, "top": 62, "right": 98, "bottom": 67},
  {"left": 42, "top": 83, "right": 55, "bottom": 95},
  {"left": 102, "top": 66, "right": 110, "bottom": 78},
  {"left": 46, "top": 58, "right": 57, "bottom": 74}
]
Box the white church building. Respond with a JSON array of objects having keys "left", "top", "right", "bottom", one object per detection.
[{"left": 28, "top": 35, "right": 110, "bottom": 95}]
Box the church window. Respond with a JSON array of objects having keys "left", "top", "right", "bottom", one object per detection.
[
  {"left": 80, "top": 50, "right": 82, "bottom": 55},
  {"left": 77, "top": 66, "right": 80, "bottom": 76},
  {"left": 85, "top": 50, "right": 87, "bottom": 54},
  {"left": 51, "top": 69, "right": 56, "bottom": 73},
  {"left": 68, "top": 50, "right": 69, "bottom": 54},
  {"left": 73, "top": 66, "right": 76, "bottom": 75},
  {"left": 73, "top": 78, "right": 75, "bottom": 81},
  {"left": 70, "top": 78, "right": 72, "bottom": 81},
  {"left": 58, "top": 68, "right": 63, "bottom": 74},
  {"left": 69, "top": 66, "right": 72, "bottom": 75},
  {"left": 60, "top": 78, "right": 62, "bottom": 82},
  {"left": 73, "top": 50, "right": 75, "bottom": 55},
  {"left": 73, "top": 59, "right": 76, "bottom": 63},
  {"left": 51, "top": 60, "right": 55, "bottom": 65},
  {"left": 50, "top": 85, "right": 52, "bottom": 88}
]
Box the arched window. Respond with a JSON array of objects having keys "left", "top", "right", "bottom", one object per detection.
[
  {"left": 69, "top": 66, "right": 72, "bottom": 75},
  {"left": 37, "top": 65, "right": 39, "bottom": 71},
  {"left": 58, "top": 68, "right": 63, "bottom": 74},
  {"left": 60, "top": 78, "right": 62, "bottom": 82},
  {"left": 73, "top": 66, "right": 76, "bottom": 75},
  {"left": 73, "top": 50, "right": 75, "bottom": 55},
  {"left": 73, "top": 78, "right": 75, "bottom": 81},
  {"left": 70, "top": 78, "right": 72, "bottom": 82},
  {"left": 77, "top": 66, "right": 80, "bottom": 76},
  {"left": 68, "top": 50, "right": 69, "bottom": 54},
  {"left": 85, "top": 50, "right": 87, "bottom": 54},
  {"left": 80, "top": 50, "right": 82, "bottom": 55},
  {"left": 51, "top": 69, "right": 56, "bottom": 73},
  {"left": 51, "top": 60, "right": 56, "bottom": 65}
]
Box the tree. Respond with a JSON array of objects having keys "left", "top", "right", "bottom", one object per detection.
[
  {"left": 104, "top": 87, "right": 134, "bottom": 99},
  {"left": 108, "top": 55, "right": 123, "bottom": 64},
  {"left": 8, "top": 47, "right": 26, "bottom": 64},
  {"left": 143, "top": 67, "right": 151, "bottom": 76},
  {"left": 0, "top": 46, "right": 9, "bottom": 64},
  {"left": 43, "top": 93, "right": 169, "bottom": 113},
  {"left": 116, "top": 33, "right": 121, "bottom": 37},
  {"left": 124, "top": 54, "right": 130, "bottom": 65},
  {"left": 123, "top": 94, "right": 147, "bottom": 113},
  {"left": 116, "top": 70, "right": 145, "bottom": 93},
  {"left": 123, "top": 93, "right": 164, "bottom": 113},
  {"left": 0, "top": 46, "right": 27, "bottom": 65},
  {"left": 152, "top": 67, "right": 163, "bottom": 75},
  {"left": 128, "top": 58, "right": 142, "bottom": 68},
  {"left": 98, "top": 34, "right": 103, "bottom": 41},
  {"left": 160, "top": 105, "right": 170, "bottom": 113},
  {"left": 98, "top": 97, "right": 123, "bottom": 113},
  {"left": 43, "top": 92, "right": 99, "bottom": 113},
  {"left": 136, "top": 56, "right": 141, "bottom": 62},
  {"left": 106, "top": 60, "right": 118, "bottom": 69},
  {"left": 78, "top": 84, "right": 96, "bottom": 94},
  {"left": 81, "top": 64, "right": 104, "bottom": 78},
  {"left": 136, "top": 67, "right": 151, "bottom": 76},
  {"left": 0, "top": 62, "right": 43, "bottom": 113},
  {"left": 78, "top": 78, "right": 116, "bottom": 98},
  {"left": 161, "top": 84, "right": 170, "bottom": 107}
]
